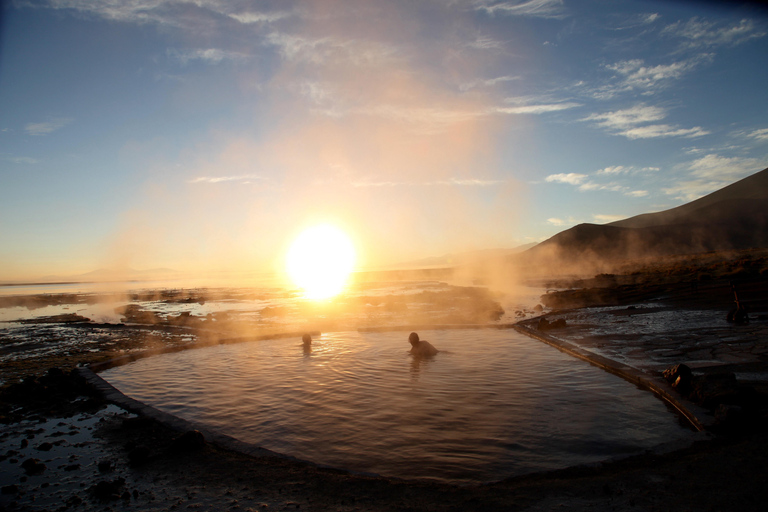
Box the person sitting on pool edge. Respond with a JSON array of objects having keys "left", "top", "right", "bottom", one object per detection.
[{"left": 408, "top": 332, "right": 438, "bottom": 357}]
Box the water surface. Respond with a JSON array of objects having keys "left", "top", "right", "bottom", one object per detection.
[{"left": 102, "top": 329, "right": 693, "bottom": 483}]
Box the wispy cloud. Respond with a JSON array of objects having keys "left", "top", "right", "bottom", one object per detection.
[
  {"left": 167, "top": 48, "right": 248, "bottom": 65},
  {"left": 497, "top": 95, "right": 581, "bottom": 115},
  {"left": 687, "top": 153, "right": 761, "bottom": 180},
  {"left": 609, "top": 12, "right": 661, "bottom": 30},
  {"left": 6, "top": 156, "right": 40, "bottom": 164},
  {"left": 40, "top": 0, "right": 291, "bottom": 30},
  {"left": 228, "top": 10, "right": 293, "bottom": 25},
  {"left": 189, "top": 175, "right": 266, "bottom": 184},
  {"left": 546, "top": 166, "right": 655, "bottom": 198},
  {"left": 545, "top": 173, "right": 587, "bottom": 185},
  {"left": 577, "top": 181, "right": 625, "bottom": 193},
  {"left": 748, "top": 128, "right": 768, "bottom": 142},
  {"left": 618, "top": 124, "right": 709, "bottom": 140},
  {"left": 474, "top": 0, "right": 566, "bottom": 19},
  {"left": 593, "top": 213, "right": 626, "bottom": 223},
  {"left": 465, "top": 36, "right": 506, "bottom": 50},
  {"left": 596, "top": 165, "right": 659, "bottom": 175},
  {"left": 662, "top": 153, "right": 762, "bottom": 201},
  {"left": 583, "top": 104, "right": 708, "bottom": 140},
  {"left": 664, "top": 17, "right": 766, "bottom": 51},
  {"left": 495, "top": 102, "right": 580, "bottom": 114},
  {"left": 266, "top": 32, "right": 399, "bottom": 66},
  {"left": 24, "top": 118, "right": 73, "bottom": 136},
  {"left": 460, "top": 75, "right": 519, "bottom": 92},
  {"left": 605, "top": 56, "right": 706, "bottom": 95},
  {"left": 547, "top": 216, "right": 580, "bottom": 226},
  {"left": 585, "top": 104, "right": 666, "bottom": 128}
]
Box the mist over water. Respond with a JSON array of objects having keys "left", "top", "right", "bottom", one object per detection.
[{"left": 102, "top": 329, "right": 694, "bottom": 484}]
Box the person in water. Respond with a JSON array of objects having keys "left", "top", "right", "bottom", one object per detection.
[{"left": 408, "top": 332, "right": 438, "bottom": 357}]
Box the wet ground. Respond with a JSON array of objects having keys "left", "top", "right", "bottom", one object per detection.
[{"left": 528, "top": 305, "right": 768, "bottom": 375}]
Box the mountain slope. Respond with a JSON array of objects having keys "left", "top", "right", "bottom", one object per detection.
[
  {"left": 519, "top": 166, "right": 768, "bottom": 273},
  {"left": 609, "top": 167, "right": 768, "bottom": 229}
]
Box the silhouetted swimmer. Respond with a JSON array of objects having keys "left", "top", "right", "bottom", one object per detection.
[{"left": 408, "top": 332, "right": 438, "bottom": 357}]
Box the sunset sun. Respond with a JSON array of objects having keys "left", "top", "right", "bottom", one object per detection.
[{"left": 286, "top": 225, "right": 356, "bottom": 299}]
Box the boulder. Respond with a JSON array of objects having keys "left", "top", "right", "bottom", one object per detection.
[
  {"left": 21, "top": 458, "right": 46, "bottom": 475},
  {"left": 691, "top": 372, "right": 741, "bottom": 408}
]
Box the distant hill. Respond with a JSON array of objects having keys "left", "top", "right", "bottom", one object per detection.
[
  {"left": 392, "top": 244, "right": 538, "bottom": 269},
  {"left": 34, "top": 267, "right": 183, "bottom": 284},
  {"left": 518, "top": 166, "right": 768, "bottom": 274}
]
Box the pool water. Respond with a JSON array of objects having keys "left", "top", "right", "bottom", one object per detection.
[{"left": 101, "top": 329, "right": 694, "bottom": 483}]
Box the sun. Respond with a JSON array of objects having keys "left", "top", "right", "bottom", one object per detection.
[{"left": 286, "top": 224, "right": 356, "bottom": 299}]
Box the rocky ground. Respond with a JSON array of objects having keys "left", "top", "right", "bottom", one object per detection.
[{"left": 2, "top": 252, "right": 768, "bottom": 511}]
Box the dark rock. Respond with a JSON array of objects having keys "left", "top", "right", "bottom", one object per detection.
[
  {"left": 66, "top": 495, "right": 83, "bottom": 507},
  {"left": 715, "top": 404, "right": 744, "bottom": 425},
  {"left": 169, "top": 430, "right": 206, "bottom": 454},
  {"left": 537, "top": 318, "right": 567, "bottom": 331},
  {"left": 98, "top": 460, "right": 113, "bottom": 473},
  {"left": 691, "top": 373, "right": 740, "bottom": 408},
  {"left": 21, "top": 458, "right": 46, "bottom": 475},
  {"left": 127, "top": 445, "right": 151, "bottom": 466},
  {"left": 36, "top": 442, "right": 53, "bottom": 451},
  {"left": 64, "top": 464, "right": 80, "bottom": 471},
  {"left": 92, "top": 478, "right": 126, "bottom": 501},
  {"left": 662, "top": 364, "right": 694, "bottom": 395},
  {"left": 2, "top": 485, "right": 19, "bottom": 495},
  {"left": 20, "top": 439, "right": 28, "bottom": 449}
]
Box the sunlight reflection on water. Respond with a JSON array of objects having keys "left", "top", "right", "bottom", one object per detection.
[{"left": 101, "top": 329, "right": 694, "bottom": 484}]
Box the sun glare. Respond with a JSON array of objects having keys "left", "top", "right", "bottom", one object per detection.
[{"left": 286, "top": 225, "right": 356, "bottom": 299}]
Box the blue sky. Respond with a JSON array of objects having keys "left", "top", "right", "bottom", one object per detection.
[{"left": 1, "top": 0, "right": 767, "bottom": 280}]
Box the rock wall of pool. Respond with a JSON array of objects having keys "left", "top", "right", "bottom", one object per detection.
[{"left": 97, "top": 329, "right": 698, "bottom": 484}]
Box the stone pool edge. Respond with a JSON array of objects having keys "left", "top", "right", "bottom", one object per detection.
[
  {"left": 77, "top": 323, "right": 713, "bottom": 486},
  {"left": 513, "top": 322, "right": 714, "bottom": 431}
]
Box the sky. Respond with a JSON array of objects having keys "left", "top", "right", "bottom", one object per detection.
[{"left": 1, "top": 0, "right": 767, "bottom": 281}]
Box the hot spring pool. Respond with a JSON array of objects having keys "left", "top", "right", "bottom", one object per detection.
[{"left": 100, "top": 329, "right": 694, "bottom": 483}]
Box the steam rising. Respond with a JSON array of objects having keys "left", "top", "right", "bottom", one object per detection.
[{"left": 88, "top": 0, "right": 530, "bottom": 279}]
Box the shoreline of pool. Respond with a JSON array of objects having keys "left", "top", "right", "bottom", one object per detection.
[{"left": 78, "top": 321, "right": 711, "bottom": 485}]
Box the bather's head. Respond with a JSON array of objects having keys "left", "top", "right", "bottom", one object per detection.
[
  {"left": 408, "top": 332, "right": 419, "bottom": 347},
  {"left": 302, "top": 333, "right": 312, "bottom": 345}
]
